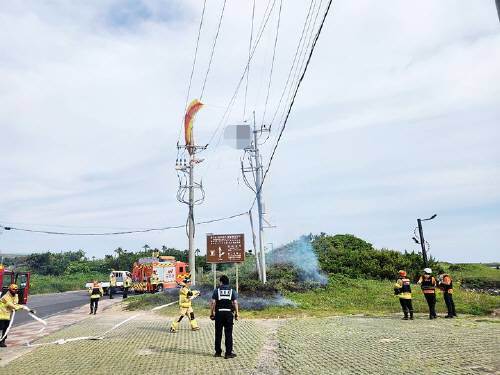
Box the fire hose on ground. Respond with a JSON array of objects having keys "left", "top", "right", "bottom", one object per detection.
[{"left": 24, "top": 294, "right": 201, "bottom": 347}]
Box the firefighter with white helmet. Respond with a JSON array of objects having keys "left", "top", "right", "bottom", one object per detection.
[
  {"left": 394, "top": 270, "right": 413, "bottom": 320},
  {"left": 169, "top": 276, "right": 200, "bottom": 333},
  {"left": 0, "top": 284, "right": 36, "bottom": 347},
  {"left": 417, "top": 268, "right": 438, "bottom": 319}
]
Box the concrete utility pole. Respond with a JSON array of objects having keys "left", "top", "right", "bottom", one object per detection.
[
  {"left": 176, "top": 144, "right": 206, "bottom": 286},
  {"left": 253, "top": 124, "right": 267, "bottom": 283},
  {"left": 240, "top": 113, "right": 272, "bottom": 283},
  {"left": 251, "top": 114, "right": 272, "bottom": 283}
]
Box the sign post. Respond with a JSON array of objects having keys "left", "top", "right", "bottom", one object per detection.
[{"left": 206, "top": 234, "right": 245, "bottom": 292}]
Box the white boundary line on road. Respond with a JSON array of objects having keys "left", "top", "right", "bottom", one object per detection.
[{"left": 24, "top": 300, "right": 178, "bottom": 347}]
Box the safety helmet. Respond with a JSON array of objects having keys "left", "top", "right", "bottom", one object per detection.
[
  {"left": 8, "top": 284, "right": 19, "bottom": 291},
  {"left": 398, "top": 270, "right": 407, "bottom": 277},
  {"left": 423, "top": 268, "right": 432, "bottom": 274},
  {"left": 183, "top": 277, "right": 191, "bottom": 284}
]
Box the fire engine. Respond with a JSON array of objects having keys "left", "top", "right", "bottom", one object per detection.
[
  {"left": 131, "top": 256, "right": 189, "bottom": 293},
  {"left": 0, "top": 264, "right": 31, "bottom": 304}
]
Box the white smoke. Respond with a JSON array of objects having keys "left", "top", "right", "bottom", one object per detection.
[{"left": 268, "top": 235, "right": 328, "bottom": 285}]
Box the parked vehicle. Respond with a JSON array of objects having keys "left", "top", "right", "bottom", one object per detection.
[
  {"left": 131, "top": 256, "right": 189, "bottom": 293},
  {"left": 84, "top": 270, "right": 132, "bottom": 295},
  {"left": 0, "top": 264, "right": 31, "bottom": 304}
]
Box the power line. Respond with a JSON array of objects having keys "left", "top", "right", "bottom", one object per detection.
[
  {"left": 177, "top": 0, "right": 208, "bottom": 161},
  {"left": 184, "top": 0, "right": 207, "bottom": 113},
  {"left": 268, "top": 0, "right": 316, "bottom": 130},
  {"left": 0, "top": 212, "right": 248, "bottom": 236},
  {"left": 278, "top": 0, "right": 323, "bottom": 127},
  {"left": 207, "top": 0, "right": 278, "bottom": 149},
  {"left": 200, "top": 0, "right": 227, "bottom": 100},
  {"left": 250, "top": 0, "right": 333, "bottom": 210},
  {"left": 243, "top": 0, "right": 256, "bottom": 120},
  {"left": 260, "top": 0, "right": 283, "bottom": 128}
]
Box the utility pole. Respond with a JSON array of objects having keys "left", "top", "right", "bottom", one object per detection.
[
  {"left": 413, "top": 214, "right": 437, "bottom": 267},
  {"left": 176, "top": 99, "right": 206, "bottom": 286},
  {"left": 176, "top": 146, "right": 206, "bottom": 286},
  {"left": 252, "top": 114, "right": 271, "bottom": 283},
  {"left": 253, "top": 123, "right": 266, "bottom": 283},
  {"left": 417, "top": 219, "right": 428, "bottom": 267},
  {"left": 240, "top": 113, "right": 271, "bottom": 283}
]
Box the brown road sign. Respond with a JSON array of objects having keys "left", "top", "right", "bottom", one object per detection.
[{"left": 206, "top": 234, "right": 245, "bottom": 263}]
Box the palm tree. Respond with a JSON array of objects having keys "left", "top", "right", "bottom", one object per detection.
[{"left": 143, "top": 244, "right": 150, "bottom": 252}]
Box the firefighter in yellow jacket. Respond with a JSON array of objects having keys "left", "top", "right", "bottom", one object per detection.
[
  {"left": 150, "top": 271, "right": 160, "bottom": 293},
  {"left": 170, "top": 277, "right": 200, "bottom": 333},
  {"left": 394, "top": 270, "right": 413, "bottom": 320},
  {"left": 88, "top": 280, "right": 104, "bottom": 315},
  {"left": 0, "top": 284, "right": 35, "bottom": 347}
]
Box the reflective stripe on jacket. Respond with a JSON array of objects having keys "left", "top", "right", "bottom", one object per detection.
[
  {"left": 440, "top": 275, "right": 453, "bottom": 294},
  {"left": 418, "top": 276, "right": 436, "bottom": 294},
  {"left": 0, "top": 293, "right": 22, "bottom": 320},
  {"left": 215, "top": 288, "right": 234, "bottom": 311},
  {"left": 394, "top": 277, "right": 412, "bottom": 299},
  {"left": 89, "top": 286, "right": 103, "bottom": 299}
]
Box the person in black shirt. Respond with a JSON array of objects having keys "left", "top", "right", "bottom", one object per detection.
[{"left": 210, "top": 275, "right": 239, "bottom": 359}]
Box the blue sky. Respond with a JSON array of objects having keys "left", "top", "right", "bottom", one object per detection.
[{"left": 0, "top": 1, "right": 499, "bottom": 262}]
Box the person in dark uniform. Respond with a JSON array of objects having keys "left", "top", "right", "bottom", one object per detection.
[
  {"left": 210, "top": 275, "right": 239, "bottom": 359},
  {"left": 439, "top": 273, "right": 457, "bottom": 318},
  {"left": 417, "top": 268, "right": 437, "bottom": 319}
]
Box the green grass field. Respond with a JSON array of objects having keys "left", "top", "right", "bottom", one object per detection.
[
  {"left": 124, "top": 274, "right": 500, "bottom": 318},
  {"left": 440, "top": 262, "right": 499, "bottom": 282},
  {"left": 29, "top": 272, "right": 108, "bottom": 294}
]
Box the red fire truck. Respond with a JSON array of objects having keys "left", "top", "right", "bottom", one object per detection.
[
  {"left": 0, "top": 264, "right": 31, "bottom": 304},
  {"left": 131, "top": 256, "right": 189, "bottom": 293}
]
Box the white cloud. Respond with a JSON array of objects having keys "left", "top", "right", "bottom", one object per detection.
[{"left": 0, "top": 1, "right": 498, "bottom": 262}]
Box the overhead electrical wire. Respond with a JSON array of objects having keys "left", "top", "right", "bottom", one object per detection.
[
  {"left": 207, "top": 0, "right": 278, "bottom": 149},
  {"left": 260, "top": 0, "right": 283, "bottom": 129},
  {"left": 268, "top": 0, "right": 316, "bottom": 130},
  {"left": 278, "top": 0, "right": 323, "bottom": 127},
  {"left": 0, "top": 212, "right": 248, "bottom": 236},
  {"left": 184, "top": 0, "right": 207, "bottom": 113},
  {"left": 200, "top": 0, "right": 227, "bottom": 100},
  {"left": 250, "top": 0, "right": 334, "bottom": 210},
  {"left": 177, "top": 0, "right": 208, "bottom": 161},
  {"left": 243, "top": 0, "right": 256, "bottom": 120}
]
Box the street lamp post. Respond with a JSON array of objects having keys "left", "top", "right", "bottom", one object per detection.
[{"left": 413, "top": 214, "right": 437, "bottom": 266}]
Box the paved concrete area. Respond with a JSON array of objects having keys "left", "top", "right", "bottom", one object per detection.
[
  {"left": 0, "top": 297, "right": 119, "bottom": 367},
  {"left": 0, "top": 309, "right": 498, "bottom": 374},
  {"left": 278, "top": 316, "right": 500, "bottom": 374}
]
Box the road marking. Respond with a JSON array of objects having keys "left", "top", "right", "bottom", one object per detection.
[{"left": 25, "top": 300, "right": 178, "bottom": 347}]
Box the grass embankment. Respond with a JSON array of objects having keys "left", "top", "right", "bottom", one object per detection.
[
  {"left": 123, "top": 274, "right": 500, "bottom": 318},
  {"left": 440, "top": 263, "right": 499, "bottom": 289},
  {"left": 29, "top": 272, "right": 108, "bottom": 294}
]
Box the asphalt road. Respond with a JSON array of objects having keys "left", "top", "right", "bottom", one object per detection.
[{"left": 12, "top": 290, "right": 96, "bottom": 327}]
